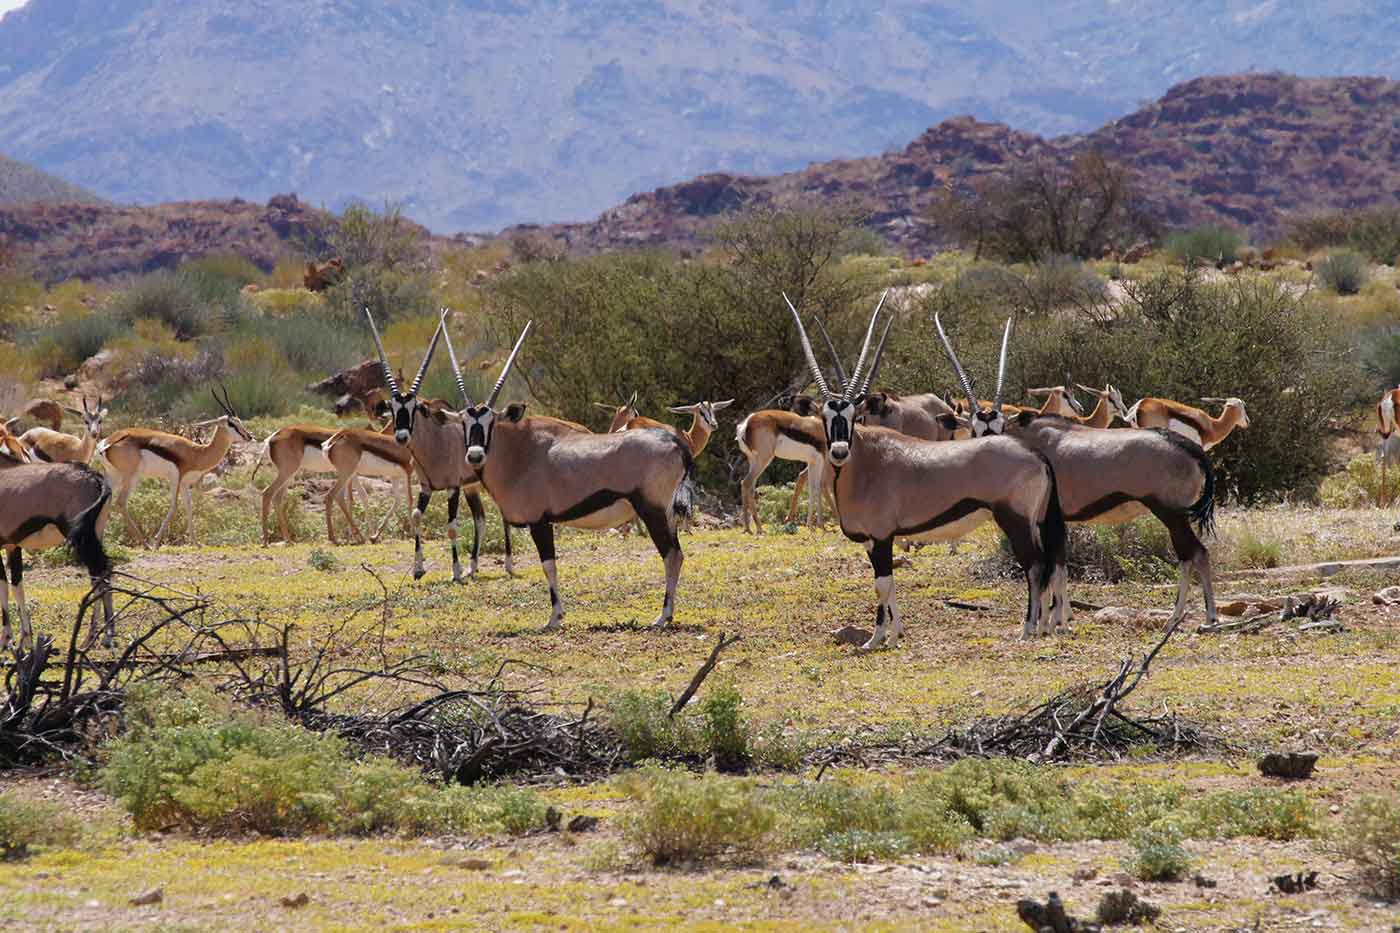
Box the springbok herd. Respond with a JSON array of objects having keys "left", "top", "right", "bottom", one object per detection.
[{"left": 1, "top": 291, "right": 1310, "bottom": 657}]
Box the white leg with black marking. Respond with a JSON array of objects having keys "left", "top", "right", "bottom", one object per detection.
[
  {"left": 860, "top": 539, "right": 899, "bottom": 650},
  {"left": 411, "top": 491, "right": 430, "bottom": 580},
  {"left": 653, "top": 546, "right": 683, "bottom": 628},
  {"left": 9, "top": 549, "right": 31, "bottom": 652},
  {"left": 0, "top": 553, "right": 10, "bottom": 652},
  {"left": 184, "top": 482, "right": 196, "bottom": 545},
  {"left": 447, "top": 489, "right": 466, "bottom": 583},
  {"left": 529, "top": 522, "right": 564, "bottom": 631}
]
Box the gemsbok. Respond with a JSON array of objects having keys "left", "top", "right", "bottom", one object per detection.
[
  {"left": 938, "top": 323, "right": 1219, "bottom": 635},
  {"left": 98, "top": 387, "right": 252, "bottom": 548},
  {"left": 17, "top": 396, "right": 106, "bottom": 464},
  {"left": 0, "top": 462, "right": 115, "bottom": 651},
  {"left": 1123, "top": 394, "right": 1250, "bottom": 450},
  {"left": 363, "top": 308, "right": 513, "bottom": 581},
  {"left": 442, "top": 319, "right": 696, "bottom": 631},
  {"left": 787, "top": 295, "right": 1065, "bottom": 647}
]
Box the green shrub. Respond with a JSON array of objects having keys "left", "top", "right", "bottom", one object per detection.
[
  {"left": 618, "top": 765, "right": 777, "bottom": 865},
  {"left": 99, "top": 687, "right": 545, "bottom": 838},
  {"left": 24, "top": 313, "right": 123, "bottom": 377},
  {"left": 1126, "top": 822, "right": 1191, "bottom": 881},
  {"left": 917, "top": 758, "right": 1078, "bottom": 842},
  {"left": 0, "top": 794, "right": 81, "bottom": 861},
  {"left": 1023, "top": 255, "right": 1106, "bottom": 311},
  {"left": 111, "top": 269, "right": 227, "bottom": 339},
  {"left": 1316, "top": 249, "right": 1369, "bottom": 295},
  {"left": 1231, "top": 527, "right": 1284, "bottom": 570},
  {"left": 700, "top": 680, "right": 751, "bottom": 771},
  {"left": 308, "top": 547, "right": 339, "bottom": 572},
  {"left": 1184, "top": 789, "right": 1316, "bottom": 842},
  {"left": 1319, "top": 455, "right": 1383, "bottom": 508},
  {"left": 180, "top": 253, "right": 263, "bottom": 295},
  {"left": 820, "top": 829, "right": 912, "bottom": 862},
  {"left": 752, "top": 722, "right": 807, "bottom": 772},
  {"left": 1348, "top": 209, "right": 1400, "bottom": 265},
  {"left": 1337, "top": 794, "right": 1400, "bottom": 899},
  {"left": 1166, "top": 225, "right": 1242, "bottom": 264},
  {"left": 606, "top": 689, "right": 702, "bottom": 762},
  {"left": 248, "top": 314, "right": 365, "bottom": 377}
]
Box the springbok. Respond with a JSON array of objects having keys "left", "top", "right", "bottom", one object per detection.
[
  {"left": 737, "top": 402, "right": 831, "bottom": 533},
  {"left": 780, "top": 394, "right": 840, "bottom": 527},
  {"left": 1025, "top": 380, "right": 1085, "bottom": 418},
  {"left": 252, "top": 423, "right": 409, "bottom": 546},
  {"left": 18, "top": 396, "right": 106, "bottom": 464},
  {"left": 0, "top": 421, "right": 31, "bottom": 465},
  {"left": 938, "top": 326, "right": 1218, "bottom": 635},
  {"left": 1123, "top": 395, "right": 1250, "bottom": 450},
  {"left": 363, "top": 309, "right": 513, "bottom": 581},
  {"left": 1378, "top": 386, "right": 1400, "bottom": 504},
  {"left": 98, "top": 387, "right": 252, "bottom": 548},
  {"left": 593, "top": 392, "right": 639, "bottom": 433},
  {"left": 0, "top": 462, "right": 115, "bottom": 651},
  {"left": 442, "top": 320, "right": 696, "bottom": 631},
  {"left": 1069, "top": 384, "right": 1125, "bottom": 429},
  {"left": 318, "top": 426, "right": 424, "bottom": 547},
  {"left": 788, "top": 295, "right": 1065, "bottom": 647}
]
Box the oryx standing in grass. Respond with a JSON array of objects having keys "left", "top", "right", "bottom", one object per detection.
[
  {"left": 938, "top": 321, "right": 1218, "bottom": 634},
  {"left": 363, "top": 309, "right": 509, "bottom": 582},
  {"left": 788, "top": 295, "right": 1065, "bottom": 647},
  {"left": 442, "top": 319, "right": 696, "bottom": 631}
]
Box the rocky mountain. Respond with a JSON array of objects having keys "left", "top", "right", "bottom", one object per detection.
[
  {"left": 0, "top": 152, "right": 101, "bottom": 206},
  {"left": 2, "top": 1, "right": 1399, "bottom": 232},
  {"left": 518, "top": 74, "right": 1400, "bottom": 254}
]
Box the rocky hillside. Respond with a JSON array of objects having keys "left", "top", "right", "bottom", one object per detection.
[
  {"left": 1, "top": 1, "right": 1398, "bottom": 232},
  {"left": 0, "top": 152, "right": 102, "bottom": 206},
  {"left": 514, "top": 75, "right": 1400, "bottom": 254}
]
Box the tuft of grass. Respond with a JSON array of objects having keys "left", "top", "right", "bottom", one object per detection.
[
  {"left": 1232, "top": 526, "right": 1284, "bottom": 570},
  {"left": 1337, "top": 794, "right": 1400, "bottom": 899},
  {"left": 307, "top": 547, "right": 340, "bottom": 573},
  {"left": 1316, "top": 249, "right": 1370, "bottom": 295},
  {"left": 1125, "top": 822, "right": 1191, "bottom": 881},
  {"left": 700, "top": 680, "right": 751, "bottom": 772},
  {"left": 617, "top": 765, "right": 776, "bottom": 866},
  {"left": 1166, "top": 225, "right": 1242, "bottom": 264},
  {"left": 606, "top": 689, "right": 702, "bottom": 763},
  {"left": 0, "top": 794, "right": 81, "bottom": 861}
]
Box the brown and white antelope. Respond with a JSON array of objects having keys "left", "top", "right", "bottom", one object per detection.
[
  {"left": 252, "top": 423, "right": 408, "bottom": 546},
  {"left": 443, "top": 320, "right": 697, "bottom": 631},
  {"left": 594, "top": 391, "right": 639, "bottom": 433},
  {"left": 736, "top": 403, "right": 830, "bottom": 533},
  {"left": 1025, "top": 380, "right": 1085, "bottom": 419},
  {"left": 0, "top": 421, "right": 31, "bottom": 466},
  {"left": 18, "top": 396, "right": 106, "bottom": 464},
  {"left": 7, "top": 398, "right": 64, "bottom": 433},
  {"left": 1123, "top": 395, "right": 1249, "bottom": 450},
  {"left": 788, "top": 296, "right": 1065, "bottom": 647},
  {"left": 0, "top": 462, "right": 115, "bottom": 651},
  {"left": 1068, "top": 383, "right": 1125, "bottom": 429},
  {"left": 939, "top": 329, "right": 1218, "bottom": 635},
  {"left": 318, "top": 426, "right": 421, "bottom": 546},
  {"left": 779, "top": 394, "right": 840, "bottom": 526},
  {"left": 98, "top": 387, "right": 252, "bottom": 549},
  {"left": 1378, "top": 386, "right": 1400, "bottom": 504},
  {"left": 363, "top": 309, "right": 514, "bottom": 581},
  {"left": 624, "top": 398, "right": 732, "bottom": 531}
]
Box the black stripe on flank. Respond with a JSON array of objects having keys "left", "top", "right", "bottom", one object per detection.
[
  {"left": 1064, "top": 492, "right": 1141, "bottom": 523},
  {"left": 31, "top": 446, "right": 54, "bottom": 463},
  {"left": 548, "top": 489, "right": 628, "bottom": 523},
  {"left": 775, "top": 422, "right": 824, "bottom": 449},
  {"left": 895, "top": 499, "right": 986, "bottom": 538},
  {"left": 6, "top": 514, "right": 71, "bottom": 545}
]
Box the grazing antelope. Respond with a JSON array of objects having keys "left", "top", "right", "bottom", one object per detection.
[
  {"left": 442, "top": 320, "right": 696, "bottom": 631},
  {"left": 318, "top": 426, "right": 423, "bottom": 547},
  {"left": 252, "top": 423, "right": 408, "bottom": 546},
  {"left": 363, "top": 308, "right": 511, "bottom": 581},
  {"left": 1123, "top": 395, "right": 1250, "bottom": 450},
  {"left": 98, "top": 387, "right": 252, "bottom": 549},
  {"left": 0, "top": 462, "right": 115, "bottom": 651},
  {"left": 1378, "top": 386, "right": 1400, "bottom": 505},
  {"left": 788, "top": 295, "right": 1065, "bottom": 647},
  {"left": 18, "top": 396, "right": 106, "bottom": 464},
  {"left": 938, "top": 328, "right": 1218, "bottom": 635}
]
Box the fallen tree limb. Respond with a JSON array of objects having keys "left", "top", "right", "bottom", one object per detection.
[{"left": 670, "top": 632, "right": 741, "bottom": 717}]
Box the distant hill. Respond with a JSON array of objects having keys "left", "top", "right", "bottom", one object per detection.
[
  {"left": 3, "top": 0, "right": 1400, "bottom": 232},
  {"left": 0, "top": 152, "right": 101, "bottom": 206},
  {"left": 510, "top": 74, "right": 1400, "bottom": 254}
]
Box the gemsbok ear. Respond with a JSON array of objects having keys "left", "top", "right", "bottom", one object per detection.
[
  {"left": 503, "top": 402, "right": 528, "bottom": 422},
  {"left": 936, "top": 413, "right": 965, "bottom": 431}
]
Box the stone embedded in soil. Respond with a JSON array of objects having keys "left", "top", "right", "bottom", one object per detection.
[
  {"left": 831, "top": 625, "right": 874, "bottom": 646},
  {"left": 1258, "top": 751, "right": 1319, "bottom": 779},
  {"left": 128, "top": 887, "right": 163, "bottom": 907}
]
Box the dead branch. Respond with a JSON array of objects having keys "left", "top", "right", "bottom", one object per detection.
[{"left": 669, "top": 633, "right": 742, "bottom": 717}]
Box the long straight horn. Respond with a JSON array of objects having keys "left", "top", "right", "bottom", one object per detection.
[
  {"left": 844, "top": 289, "right": 888, "bottom": 400},
  {"left": 363, "top": 307, "right": 401, "bottom": 396},
  {"left": 934, "top": 312, "right": 979, "bottom": 415},
  {"left": 782, "top": 292, "right": 832, "bottom": 400},
  {"left": 812, "top": 316, "right": 848, "bottom": 389},
  {"left": 992, "top": 317, "right": 1013, "bottom": 412},
  {"left": 485, "top": 321, "right": 532, "bottom": 409},
  {"left": 441, "top": 315, "right": 475, "bottom": 409},
  {"left": 407, "top": 309, "right": 448, "bottom": 397},
  {"left": 858, "top": 316, "right": 894, "bottom": 398}
]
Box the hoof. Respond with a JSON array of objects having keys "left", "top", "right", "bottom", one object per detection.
[
  {"left": 412, "top": 568, "right": 427, "bottom": 581},
  {"left": 540, "top": 619, "right": 563, "bottom": 633},
  {"left": 650, "top": 616, "right": 673, "bottom": 629}
]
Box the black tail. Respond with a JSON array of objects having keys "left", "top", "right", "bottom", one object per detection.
[
  {"left": 672, "top": 446, "right": 697, "bottom": 519},
  {"left": 1155, "top": 429, "right": 1217, "bottom": 539},
  {"left": 67, "top": 472, "right": 112, "bottom": 581},
  {"left": 1038, "top": 456, "right": 1067, "bottom": 582}
]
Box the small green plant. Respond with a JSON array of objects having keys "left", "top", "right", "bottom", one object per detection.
[
  {"left": 308, "top": 547, "right": 340, "bottom": 573},
  {"left": 820, "top": 829, "right": 913, "bottom": 863},
  {"left": 973, "top": 844, "right": 1020, "bottom": 867},
  {"left": 1316, "top": 249, "right": 1369, "bottom": 295},
  {"left": 617, "top": 765, "right": 776, "bottom": 866},
  {"left": 1126, "top": 822, "right": 1191, "bottom": 881},
  {"left": 1336, "top": 794, "right": 1400, "bottom": 899},
  {"left": 700, "top": 680, "right": 751, "bottom": 771},
  {"left": 0, "top": 794, "right": 81, "bottom": 861},
  {"left": 606, "top": 689, "right": 701, "bottom": 762},
  {"left": 24, "top": 312, "right": 123, "bottom": 377},
  {"left": 1232, "top": 527, "right": 1284, "bottom": 570},
  {"left": 1166, "top": 225, "right": 1242, "bottom": 264},
  {"left": 752, "top": 722, "right": 807, "bottom": 772}
]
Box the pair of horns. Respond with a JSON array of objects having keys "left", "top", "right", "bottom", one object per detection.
[
  {"left": 363, "top": 306, "right": 444, "bottom": 399},
  {"left": 785, "top": 289, "right": 892, "bottom": 402},
  {"left": 64, "top": 395, "right": 103, "bottom": 418},
  {"left": 1075, "top": 382, "right": 1115, "bottom": 398},
  {"left": 593, "top": 391, "right": 639, "bottom": 412},
  {"left": 934, "top": 313, "right": 1012, "bottom": 416},
  {"left": 442, "top": 312, "right": 532, "bottom": 412},
  {"left": 1200, "top": 396, "right": 1231, "bottom": 404},
  {"left": 668, "top": 399, "right": 734, "bottom": 414},
  {"left": 211, "top": 384, "right": 238, "bottom": 418}
]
